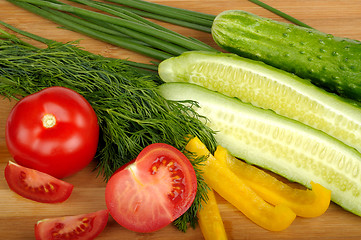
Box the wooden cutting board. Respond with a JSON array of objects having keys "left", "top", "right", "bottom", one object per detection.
[{"left": 1, "top": 0, "right": 361, "bottom": 239}]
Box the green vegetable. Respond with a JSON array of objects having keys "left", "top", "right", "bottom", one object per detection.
[
  {"left": 158, "top": 82, "right": 361, "bottom": 217},
  {"left": 247, "top": 0, "right": 312, "bottom": 28},
  {"left": 158, "top": 50, "right": 361, "bottom": 157},
  {"left": 104, "top": 0, "right": 216, "bottom": 27},
  {"left": 105, "top": 4, "right": 213, "bottom": 33},
  {"left": 0, "top": 26, "right": 216, "bottom": 232},
  {"left": 8, "top": 0, "right": 174, "bottom": 61},
  {"left": 8, "top": 0, "right": 216, "bottom": 61},
  {"left": 211, "top": 10, "right": 361, "bottom": 102}
]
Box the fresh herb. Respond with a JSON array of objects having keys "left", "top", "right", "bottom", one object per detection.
[
  {"left": 248, "top": 0, "right": 313, "bottom": 28},
  {"left": 8, "top": 0, "right": 216, "bottom": 62},
  {"left": 0, "top": 25, "right": 216, "bottom": 231},
  {"left": 103, "top": 0, "right": 216, "bottom": 28}
]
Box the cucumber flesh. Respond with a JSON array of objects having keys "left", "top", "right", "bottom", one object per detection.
[
  {"left": 158, "top": 82, "right": 361, "bottom": 216},
  {"left": 158, "top": 51, "right": 361, "bottom": 156}
]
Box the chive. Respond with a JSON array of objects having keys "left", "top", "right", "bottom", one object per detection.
[
  {"left": 112, "top": 5, "right": 212, "bottom": 33},
  {"left": 52, "top": 11, "right": 134, "bottom": 39},
  {"left": 0, "top": 19, "right": 158, "bottom": 73},
  {"left": 71, "top": 0, "right": 212, "bottom": 49},
  {"left": 16, "top": 0, "right": 216, "bottom": 52},
  {"left": 47, "top": 6, "right": 189, "bottom": 56},
  {"left": 9, "top": 0, "right": 174, "bottom": 60},
  {"left": 248, "top": 0, "right": 313, "bottom": 28},
  {"left": 69, "top": 0, "right": 165, "bottom": 30},
  {"left": 68, "top": 0, "right": 192, "bottom": 40},
  {"left": 105, "top": 0, "right": 216, "bottom": 23},
  {"left": 0, "top": 21, "right": 45, "bottom": 46},
  {"left": 91, "top": 21, "right": 189, "bottom": 55},
  {"left": 121, "top": 60, "right": 158, "bottom": 71},
  {"left": 95, "top": 1, "right": 211, "bottom": 34}
]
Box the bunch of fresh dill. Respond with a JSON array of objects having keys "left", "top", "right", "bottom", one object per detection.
[{"left": 0, "top": 26, "right": 216, "bottom": 231}]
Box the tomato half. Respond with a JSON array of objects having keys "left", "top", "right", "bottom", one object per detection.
[
  {"left": 5, "top": 86, "right": 99, "bottom": 178},
  {"left": 4, "top": 161, "right": 73, "bottom": 203},
  {"left": 105, "top": 143, "right": 197, "bottom": 233},
  {"left": 34, "top": 209, "right": 109, "bottom": 240}
]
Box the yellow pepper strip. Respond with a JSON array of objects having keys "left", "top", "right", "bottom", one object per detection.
[
  {"left": 185, "top": 137, "right": 296, "bottom": 231},
  {"left": 198, "top": 187, "right": 228, "bottom": 240},
  {"left": 214, "top": 145, "right": 331, "bottom": 218}
]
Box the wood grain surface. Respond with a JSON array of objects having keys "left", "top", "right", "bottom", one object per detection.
[{"left": 1, "top": 0, "right": 361, "bottom": 239}]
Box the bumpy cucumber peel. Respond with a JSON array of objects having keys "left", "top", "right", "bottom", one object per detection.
[
  {"left": 211, "top": 10, "right": 361, "bottom": 102},
  {"left": 158, "top": 82, "right": 361, "bottom": 217},
  {"left": 158, "top": 51, "right": 361, "bottom": 157}
]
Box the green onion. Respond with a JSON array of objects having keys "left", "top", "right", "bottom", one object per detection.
[
  {"left": 108, "top": 4, "right": 212, "bottom": 33},
  {"left": 248, "top": 0, "right": 313, "bottom": 28},
  {"left": 105, "top": 0, "right": 216, "bottom": 24},
  {"left": 69, "top": 0, "right": 185, "bottom": 36},
  {"left": 9, "top": 0, "right": 175, "bottom": 61},
  {"left": 66, "top": 0, "right": 201, "bottom": 54},
  {"left": 0, "top": 21, "right": 46, "bottom": 46},
  {"left": 51, "top": 7, "right": 189, "bottom": 56},
  {"left": 14, "top": 0, "right": 216, "bottom": 53}
]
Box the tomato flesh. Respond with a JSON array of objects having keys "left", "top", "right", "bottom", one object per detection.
[
  {"left": 105, "top": 143, "right": 197, "bottom": 233},
  {"left": 5, "top": 86, "right": 99, "bottom": 178},
  {"left": 34, "top": 209, "right": 109, "bottom": 240},
  {"left": 4, "top": 161, "right": 73, "bottom": 203}
]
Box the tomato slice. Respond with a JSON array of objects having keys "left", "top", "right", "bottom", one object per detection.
[
  {"left": 4, "top": 161, "right": 73, "bottom": 203},
  {"left": 34, "top": 209, "right": 109, "bottom": 240},
  {"left": 105, "top": 143, "right": 197, "bottom": 233}
]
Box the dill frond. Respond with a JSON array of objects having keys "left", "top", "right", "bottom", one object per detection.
[{"left": 0, "top": 34, "right": 217, "bottom": 231}]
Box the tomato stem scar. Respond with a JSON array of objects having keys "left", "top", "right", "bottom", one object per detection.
[{"left": 42, "top": 113, "right": 56, "bottom": 128}]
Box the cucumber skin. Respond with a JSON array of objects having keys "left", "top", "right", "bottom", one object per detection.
[
  {"left": 158, "top": 82, "right": 361, "bottom": 216},
  {"left": 211, "top": 10, "right": 361, "bottom": 102}
]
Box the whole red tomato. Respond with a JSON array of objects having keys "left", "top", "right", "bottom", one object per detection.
[{"left": 5, "top": 86, "right": 99, "bottom": 178}]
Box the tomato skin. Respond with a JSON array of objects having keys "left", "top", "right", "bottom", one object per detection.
[
  {"left": 34, "top": 209, "right": 109, "bottom": 240},
  {"left": 4, "top": 161, "right": 73, "bottom": 203},
  {"left": 5, "top": 86, "right": 99, "bottom": 178},
  {"left": 105, "top": 143, "right": 197, "bottom": 233}
]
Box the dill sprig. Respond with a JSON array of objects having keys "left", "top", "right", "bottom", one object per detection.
[
  {"left": 0, "top": 28, "right": 216, "bottom": 231},
  {"left": 174, "top": 153, "right": 210, "bottom": 232}
]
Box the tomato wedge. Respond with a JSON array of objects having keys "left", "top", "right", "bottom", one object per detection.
[
  {"left": 34, "top": 209, "right": 109, "bottom": 240},
  {"left": 105, "top": 143, "right": 197, "bottom": 233},
  {"left": 4, "top": 161, "right": 73, "bottom": 203}
]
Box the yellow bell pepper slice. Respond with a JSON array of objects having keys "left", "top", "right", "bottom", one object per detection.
[
  {"left": 185, "top": 137, "right": 296, "bottom": 231},
  {"left": 214, "top": 145, "right": 331, "bottom": 218},
  {"left": 198, "top": 187, "right": 228, "bottom": 240}
]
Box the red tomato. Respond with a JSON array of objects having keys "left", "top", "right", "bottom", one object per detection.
[
  {"left": 5, "top": 86, "right": 99, "bottom": 178},
  {"left": 34, "top": 209, "right": 109, "bottom": 240},
  {"left": 4, "top": 161, "right": 73, "bottom": 203},
  {"left": 105, "top": 143, "right": 197, "bottom": 233}
]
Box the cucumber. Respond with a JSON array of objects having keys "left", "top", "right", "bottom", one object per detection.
[
  {"left": 211, "top": 10, "right": 361, "bottom": 102},
  {"left": 158, "top": 82, "right": 361, "bottom": 216},
  {"left": 158, "top": 51, "right": 361, "bottom": 156}
]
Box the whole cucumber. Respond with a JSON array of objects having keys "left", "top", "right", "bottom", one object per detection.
[{"left": 211, "top": 10, "right": 361, "bottom": 102}]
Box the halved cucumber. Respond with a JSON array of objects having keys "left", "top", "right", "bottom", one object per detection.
[
  {"left": 158, "top": 82, "right": 361, "bottom": 216},
  {"left": 158, "top": 51, "right": 361, "bottom": 156}
]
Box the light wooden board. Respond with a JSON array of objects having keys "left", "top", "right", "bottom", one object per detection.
[{"left": 1, "top": 0, "right": 361, "bottom": 239}]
